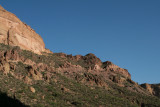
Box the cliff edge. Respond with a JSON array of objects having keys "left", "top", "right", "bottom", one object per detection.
[{"left": 0, "top": 5, "right": 48, "bottom": 54}]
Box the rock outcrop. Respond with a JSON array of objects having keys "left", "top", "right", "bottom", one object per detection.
[
  {"left": 103, "top": 61, "right": 131, "bottom": 78},
  {"left": 0, "top": 5, "right": 48, "bottom": 54},
  {"left": 141, "top": 83, "right": 160, "bottom": 98}
]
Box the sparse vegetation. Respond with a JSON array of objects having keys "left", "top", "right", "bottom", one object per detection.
[{"left": 0, "top": 44, "right": 160, "bottom": 107}]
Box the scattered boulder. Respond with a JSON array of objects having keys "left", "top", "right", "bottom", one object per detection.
[
  {"left": 9, "top": 62, "right": 16, "bottom": 71},
  {"left": 3, "top": 62, "right": 10, "bottom": 74},
  {"left": 24, "top": 59, "right": 36, "bottom": 66},
  {"left": 44, "top": 72, "right": 51, "bottom": 82},
  {"left": 109, "top": 75, "right": 120, "bottom": 83},
  {"left": 24, "top": 76, "right": 32, "bottom": 85},
  {"left": 42, "top": 95, "right": 45, "bottom": 100},
  {"left": 84, "top": 73, "right": 106, "bottom": 87},
  {"left": 37, "top": 63, "right": 49, "bottom": 71},
  {"left": 30, "top": 87, "right": 36, "bottom": 93},
  {"left": 27, "top": 66, "right": 42, "bottom": 80}
]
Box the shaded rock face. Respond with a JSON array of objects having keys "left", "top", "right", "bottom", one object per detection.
[
  {"left": 103, "top": 61, "right": 131, "bottom": 78},
  {"left": 0, "top": 54, "right": 10, "bottom": 75},
  {"left": 84, "top": 53, "right": 102, "bottom": 66},
  {"left": 141, "top": 83, "right": 160, "bottom": 98},
  {"left": 84, "top": 73, "right": 106, "bottom": 87},
  {"left": 27, "top": 65, "right": 43, "bottom": 80},
  {"left": 0, "top": 5, "right": 47, "bottom": 54},
  {"left": 141, "top": 83, "right": 153, "bottom": 94}
]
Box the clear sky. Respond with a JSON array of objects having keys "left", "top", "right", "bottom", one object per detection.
[{"left": 1, "top": 0, "right": 160, "bottom": 84}]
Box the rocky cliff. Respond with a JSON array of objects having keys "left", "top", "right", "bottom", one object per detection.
[{"left": 0, "top": 5, "right": 48, "bottom": 54}]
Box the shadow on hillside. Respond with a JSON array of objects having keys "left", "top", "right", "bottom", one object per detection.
[{"left": 0, "top": 92, "right": 29, "bottom": 107}]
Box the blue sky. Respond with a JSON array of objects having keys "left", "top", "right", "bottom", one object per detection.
[{"left": 1, "top": 0, "right": 160, "bottom": 84}]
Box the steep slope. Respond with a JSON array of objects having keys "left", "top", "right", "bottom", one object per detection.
[
  {"left": 0, "top": 5, "right": 49, "bottom": 54},
  {"left": 0, "top": 44, "right": 160, "bottom": 107}
]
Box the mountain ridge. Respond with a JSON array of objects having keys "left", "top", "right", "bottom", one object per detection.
[{"left": 0, "top": 5, "right": 159, "bottom": 107}]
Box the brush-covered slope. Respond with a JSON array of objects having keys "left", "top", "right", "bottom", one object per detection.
[{"left": 0, "top": 44, "right": 160, "bottom": 107}]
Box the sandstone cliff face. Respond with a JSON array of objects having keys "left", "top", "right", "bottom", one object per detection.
[{"left": 0, "top": 5, "right": 46, "bottom": 54}]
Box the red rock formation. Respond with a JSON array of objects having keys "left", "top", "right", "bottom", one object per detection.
[{"left": 103, "top": 61, "right": 131, "bottom": 78}]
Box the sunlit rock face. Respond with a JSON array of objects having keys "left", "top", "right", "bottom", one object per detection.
[{"left": 0, "top": 5, "right": 46, "bottom": 54}]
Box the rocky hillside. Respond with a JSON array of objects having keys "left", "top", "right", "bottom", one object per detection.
[
  {"left": 0, "top": 43, "right": 160, "bottom": 107},
  {"left": 0, "top": 5, "right": 160, "bottom": 107}
]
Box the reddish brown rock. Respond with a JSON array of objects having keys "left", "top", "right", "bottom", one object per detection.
[
  {"left": 37, "top": 63, "right": 49, "bottom": 71},
  {"left": 74, "top": 55, "right": 83, "bottom": 61},
  {"left": 84, "top": 73, "right": 106, "bottom": 87},
  {"left": 9, "top": 62, "right": 16, "bottom": 71},
  {"left": 141, "top": 83, "right": 160, "bottom": 98},
  {"left": 3, "top": 62, "right": 10, "bottom": 74},
  {"left": 24, "top": 59, "right": 36, "bottom": 66},
  {"left": 30, "top": 87, "right": 36, "bottom": 93},
  {"left": 3, "top": 48, "right": 20, "bottom": 61},
  {"left": 103, "top": 61, "right": 131, "bottom": 78},
  {"left": 56, "top": 53, "right": 67, "bottom": 58},
  {"left": 27, "top": 66, "right": 42, "bottom": 80},
  {"left": 44, "top": 72, "right": 51, "bottom": 82},
  {"left": 84, "top": 53, "right": 102, "bottom": 66},
  {"left": 24, "top": 76, "right": 32, "bottom": 85}
]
